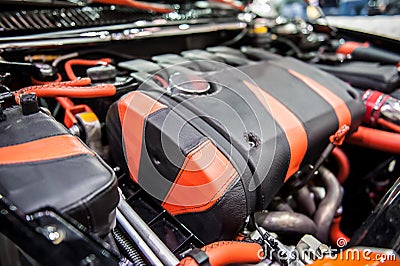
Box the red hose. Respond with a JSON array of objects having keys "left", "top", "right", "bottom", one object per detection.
[
  {"left": 178, "top": 241, "right": 263, "bottom": 266},
  {"left": 209, "top": 0, "right": 245, "bottom": 11},
  {"left": 56, "top": 97, "right": 75, "bottom": 110},
  {"left": 28, "top": 78, "right": 91, "bottom": 88},
  {"left": 336, "top": 41, "right": 369, "bottom": 56},
  {"left": 346, "top": 126, "right": 400, "bottom": 154},
  {"left": 328, "top": 148, "right": 351, "bottom": 245},
  {"left": 333, "top": 125, "right": 400, "bottom": 245},
  {"left": 330, "top": 216, "right": 350, "bottom": 247},
  {"left": 14, "top": 78, "right": 116, "bottom": 104},
  {"left": 15, "top": 84, "right": 116, "bottom": 102},
  {"left": 330, "top": 147, "right": 350, "bottom": 184},
  {"left": 64, "top": 58, "right": 111, "bottom": 80},
  {"left": 377, "top": 118, "right": 400, "bottom": 134},
  {"left": 90, "top": 0, "right": 174, "bottom": 13},
  {"left": 153, "top": 75, "right": 169, "bottom": 88}
]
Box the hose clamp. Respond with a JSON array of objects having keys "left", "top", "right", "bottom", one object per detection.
[{"left": 185, "top": 248, "right": 210, "bottom": 266}]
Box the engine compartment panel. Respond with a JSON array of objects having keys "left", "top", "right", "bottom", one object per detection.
[{"left": 0, "top": 2, "right": 399, "bottom": 265}]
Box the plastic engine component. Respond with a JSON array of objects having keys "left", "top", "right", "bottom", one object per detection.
[
  {"left": 0, "top": 106, "right": 119, "bottom": 236},
  {"left": 107, "top": 48, "right": 365, "bottom": 243}
]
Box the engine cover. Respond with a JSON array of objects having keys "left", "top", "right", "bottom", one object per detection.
[
  {"left": 107, "top": 49, "right": 365, "bottom": 243},
  {"left": 0, "top": 106, "right": 119, "bottom": 236}
]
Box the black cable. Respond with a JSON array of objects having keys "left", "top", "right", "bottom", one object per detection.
[
  {"left": 274, "top": 36, "right": 304, "bottom": 58},
  {"left": 221, "top": 28, "right": 249, "bottom": 46}
]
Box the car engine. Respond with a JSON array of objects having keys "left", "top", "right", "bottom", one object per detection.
[{"left": 0, "top": 1, "right": 399, "bottom": 265}]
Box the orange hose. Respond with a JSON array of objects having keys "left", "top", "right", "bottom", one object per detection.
[
  {"left": 56, "top": 97, "right": 75, "bottom": 110},
  {"left": 347, "top": 126, "right": 400, "bottom": 154},
  {"left": 153, "top": 75, "right": 168, "bottom": 88},
  {"left": 30, "top": 74, "right": 72, "bottom": 115},
  {"left": 14, "top": 78, "right": 116, "bottom": 104},
  {"left": 329, "top": 149, "right": 351, "bottom": 245},
  {"left": 210, "top": 0, "right": 245, "bottom": 11},
  {"left": 15, "top": 78, "right": 89, "bottom": 103},
  {"left": 64, "top": 58, "right": 111, "bottom": 80},
  {"left": 178, "top": 241, "right": 263, "bottom": 266},
  {"left": 329, "top": 216, "right": 350, "bottom": 246},
  {"left": 16, "top": 84, "right": 116, "bottom": 102},
  {"left": 331, "top": 147, "right": 350, "bottom": 184},
  {"left": 377, "top": 118, "right": 400, "bottom": 134},
  {"left": 90, "top": 0, "right": 173, "bottom": 13},
  {"left": 30, "top": 78, "right": 91, "bottom": 88}
]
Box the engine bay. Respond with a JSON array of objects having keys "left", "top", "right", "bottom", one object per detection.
[{"left": 0, "top": 1, "right": 399, "bottom": 265}]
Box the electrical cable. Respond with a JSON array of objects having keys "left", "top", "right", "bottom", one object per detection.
[
  {"left": 52, "top": 52, "right": 79, "bottom": 67},
  {"left": 221, "top": 28, "right": 249, "bottom": 46}
]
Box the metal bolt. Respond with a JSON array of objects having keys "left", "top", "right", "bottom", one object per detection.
[
  {"left": 45, "top": 225, "right": 64, "bottom": 245},
  {"left": 69, "top": 124, "right": 81, "bottom": 136},
  {"left": 80, "top": 254, "right": 96, "bottom": 266}
]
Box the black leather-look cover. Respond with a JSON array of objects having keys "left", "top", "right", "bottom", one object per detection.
[
  {"left": 107, "top": 95, "right": 253, "bottom": 243},
  {"left": 315, "top": 61, "right": 400, "bottom": 92},
  {"left": 0, "top": 106, "right": 119, "bottom": 236},
  {"left": 107, "top": 48, "right": 365, "bottom": 243}
]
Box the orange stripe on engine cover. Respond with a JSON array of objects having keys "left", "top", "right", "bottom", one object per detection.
[
  {"left": 0, "top": 135, "right": 93, "bottom": 165},
  {"left": 288, "top": 70, "right": 352, "bottom": 128},
  {"left": 243, "top": 80, "right": 308, "bottom": 181},
  {"left": 118, "top": 91, "right": 166, "bottom": 183},
  {"left": 162, "top": 140, "right": 238, "bottom": 215}
]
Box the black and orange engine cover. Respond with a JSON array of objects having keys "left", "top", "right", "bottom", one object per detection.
[
  {"left": 107, "top": 54, "right": 365, "bottom": 243},
  {"left": 0, "top": 106, "right": 119, "bottom": 236}
]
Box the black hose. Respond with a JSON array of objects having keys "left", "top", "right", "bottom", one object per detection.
[
  {"left": 275, "top": 37, "right": 304, "bottom": 58},
  {"left": 112, "top": 227, "right": 146, "bottom": 266},
  {"left": 221, "top": 28, "right": 249, "bottom": 46},
  {"left": 293, "top": 186, "right": 316, "bottom": 217},
  {"left": 256, "top": 211, "right": 317, "bottom": 236},
  {"left": 314, "top": 166, "right": 343, "bottom": 242}
]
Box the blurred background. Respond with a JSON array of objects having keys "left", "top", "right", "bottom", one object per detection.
[
  {"left": 263, "top": 0, "right": 400, "bottom": 40},
  {"left": 277, "top": 0, "right": 399, "bottom": 17}
]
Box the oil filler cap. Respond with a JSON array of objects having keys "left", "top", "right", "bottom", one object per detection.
[
  {"left": 87, "top": 65, "right": 116, "bottom": 82},
  {"left": 169, "top": 71, "right": 210, "bottom": 94}
]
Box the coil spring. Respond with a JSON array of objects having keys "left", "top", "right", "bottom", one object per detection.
[{"left": 112, "top": 227, "right": 146, "bottom": 266}]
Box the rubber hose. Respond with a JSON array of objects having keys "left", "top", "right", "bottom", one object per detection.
[
  {"left": 331, "top": 147, "right": 350, "bottom": 184},
  {"left": 314, "top": 166, "right": 343, "bottom": 242},
  {"left": 347, "top": 126, "right": 400, "bottom": 154},
  {"left": 329, "top": 216, "right": 350, "bottom": 246},
  {"left": 178, "top": 241, "right": 263, "bottom": 266}
]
